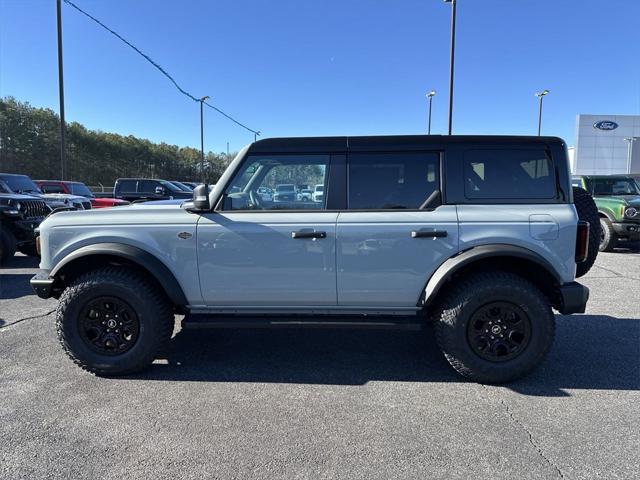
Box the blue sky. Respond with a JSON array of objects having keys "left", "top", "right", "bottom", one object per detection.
[{"left": 1, "top": 0, "right": 639, "bottom": 153}]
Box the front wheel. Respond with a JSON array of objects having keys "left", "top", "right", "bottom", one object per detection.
[
  {"left": 56, "top": 267, "right": 175, "bottom": 376},
  {"left": 434, "top": 271, "right": 555, "bottom": 384},
  {"left": 599, "top": 218, "right": 617, "bottom": 252}
]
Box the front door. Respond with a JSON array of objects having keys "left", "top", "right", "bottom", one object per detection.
[
  {"left": 336, "top": 151, "right": 459, "bottom": 307},
  {"left": 197, "top": 153, "right": 337, "bottom": 307}
]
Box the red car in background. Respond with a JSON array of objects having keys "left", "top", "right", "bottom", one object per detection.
[{"left": 35, "top": 180, "right": 130, "bottom": 209}]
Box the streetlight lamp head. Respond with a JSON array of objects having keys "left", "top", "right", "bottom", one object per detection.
[
  {"left": 427, "top": 90, "right": 436, "bottom": 98},
  {"left": 200, "top": 95, "right": 210, "bottom": 102},
  {"left": 535, "top": 89, "right": 549, "bottom": 98}
]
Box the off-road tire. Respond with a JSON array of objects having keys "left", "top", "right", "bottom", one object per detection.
[
  {"left": 0, "top": 229, "right": 17, "bottom": 265},
  {"left": 56, "top": 267, "right": 174, "bottom": 376},
  {"left": 434, "top": 271, "right": 555, "bottom": 384},
  {"left": 599, "top": 217, "right": 617, "bottom": 252},
  {"left": 572, "top": 186, "right": 600, "bottom": 276}
]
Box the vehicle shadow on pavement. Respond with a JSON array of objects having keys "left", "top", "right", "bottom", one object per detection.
[
  {"left": 0, "top": 274, "right": 37, "bottom": 300},
  {"left": 130, "top": 314, "right": 639, "bottom": 396}
]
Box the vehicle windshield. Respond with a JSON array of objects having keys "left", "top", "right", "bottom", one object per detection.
[
  {"left": 69, "top": 182, "right": 94, "bottom": 197},
  {"left": 316, "top": 185, "right": 324, "bottom": 192},
  {"left": 277, "top": 184, "right": 295, "bottom": 192},
  {"left": 160, "top": 181, "right": 183, "bottom": 193},
  {"left": 0, "top": 180, "right": 12, "bottom": 194},
  {"left": 0, "top": 175, "right": 41, "bottom": 194},
  {"left": 170, "top": 181, "right": 192, "bottom": 192},
  {"left": 592, "top": 178, "right": 640, "bottom": 196}
]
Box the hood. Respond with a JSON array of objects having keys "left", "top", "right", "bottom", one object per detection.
[
  {"left": 602, "top": 195, "right": 640, "bottom": 207},
  {"left": 0, "top": 192, "right": 48, "bottom": 202},
  {"left": 41, "top": 193, "right": 87, "bottom": 202},
  {"left": 39, "top": 202, "right": 197, "bottom": 229}
]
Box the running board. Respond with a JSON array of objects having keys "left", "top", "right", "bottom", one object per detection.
[{"left": 182, "top": 314, "right": 425, "bottom": 330}]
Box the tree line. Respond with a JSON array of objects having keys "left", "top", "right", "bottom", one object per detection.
[{"left": 0, "top": 97, "right": 234, "bottom": 188}]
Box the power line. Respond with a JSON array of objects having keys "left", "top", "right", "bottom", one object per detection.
[{"left": 62, "top": 0, "right": 260, "bottom": 137}]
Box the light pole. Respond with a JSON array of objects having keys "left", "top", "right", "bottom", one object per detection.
[
  {"left": 444, "top": 0, "right": 457, "bottom": 135},
  {"left": 535, "top": 89, "right": 549, "bottom": 136},
  {"left": 426, "top": 90, "right": 436, "bottom": 134},
  {"left": 199, "top": 95, "right": 209, "bottom": 182},
  {"left": 56, "top": 0, "right": 66, "bottom": 180},
  {"left": 624, "top": 137, "right": 637, "bottom": 174}
]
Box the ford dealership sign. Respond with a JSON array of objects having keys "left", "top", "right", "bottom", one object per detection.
[{"left": 593, "top": 120, "right": 618, "bottom": 131}]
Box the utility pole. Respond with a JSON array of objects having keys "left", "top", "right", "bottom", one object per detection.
[
  {"left": 199, "top": 96, "right": 209, "bottom": 182},
  {"left": 56, "top": 0, "right": 66, "bottom": 180},
  {"left": 444, "top": 0, "right": 457, "bottom": 135},
  {"left": 535, "top": 90, "right": 549, "bottom": 136},
  {"left": 426, "top": 90, "right": 436, "bottom": 134}
]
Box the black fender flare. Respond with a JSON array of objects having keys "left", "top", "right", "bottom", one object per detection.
[
  {"left": 422, "top": 244, "right": 562, "bottom": 306},
  {"left": 598, "top": 209, "right": 616, "bottom": 222},
  {"left": 50, "top": 243, "right": 188, "bottom": 306}
]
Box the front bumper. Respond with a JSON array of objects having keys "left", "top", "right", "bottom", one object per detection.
[
  {"left": 557, "top": 282, "right": 589, "bottom": 314},
  {"left": 612, "top": 222, "right": 640, "bottom": 240},
  {"left": 31, "top": 270, "right": 55, "bottom": 299},
  {"left": 6, "top": 218, "right": 42, "bottom": 245}
]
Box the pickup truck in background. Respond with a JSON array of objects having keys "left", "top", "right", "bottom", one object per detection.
[{"left": 113, "top": 178, "right": 193, "bottom": 203}]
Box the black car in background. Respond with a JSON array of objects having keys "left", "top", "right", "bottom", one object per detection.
[
  {"left": 0, "top": 182, "right": 50, "bottom": 263},
  {"left": 113, "top": 178, "right": 194, "bottom": 202}
]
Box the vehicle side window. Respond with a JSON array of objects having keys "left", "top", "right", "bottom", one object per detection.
[
  {"left": 347, "top": 152, "right": 439, "bottom": 210},
  {"left": 41, "top": 184, "right": 65, "bottom": 193},
  {"left": 463, "top": 149, "right": 556, "bottom": 200},
  {"left": 223, "top": 154, "right": 329, "bottom": 211},
  {"left": 140, "top": 180, "right": 160, "bottom": 193},
  {"left": 117, "top": 180, "right": 137, "bottom": 192}
]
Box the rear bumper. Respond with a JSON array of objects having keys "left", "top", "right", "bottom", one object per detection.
[
  {"left": 557, "top": 282, "right": 589, "bottom": 314},
  {"left": 31, "top": 270, "right": 55, "bottom": 299},
  {"left": 612, "top": 222, "right": 640, "bottom": 240}
]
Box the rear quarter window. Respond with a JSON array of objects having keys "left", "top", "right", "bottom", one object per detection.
[
  {"left": 117, "top": 180, "right": 137, "bottom": 192},
  {"left": 463, "top": 149, "right": 556, "bottom": 200}
]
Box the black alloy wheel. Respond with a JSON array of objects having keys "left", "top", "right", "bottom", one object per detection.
[
  {"left": 78, "top": 296, "right": 140, "bottom": 356},
  {"left": 466, "top": 301, "right": 532, "bottom": 362}
]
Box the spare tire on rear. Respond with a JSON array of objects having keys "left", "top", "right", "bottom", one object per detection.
[{"left": 573, "top": 186, "right": 599, "bottom": 277}]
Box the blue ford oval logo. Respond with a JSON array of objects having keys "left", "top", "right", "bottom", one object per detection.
[{"left": 593, "top": 120, "right": 618, "bottom": 131}]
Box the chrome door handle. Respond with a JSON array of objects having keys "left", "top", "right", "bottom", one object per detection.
[
  {"left": 291, "top": 230, "right": 327, "bottom": 239},
  {"left": 411, "top": 229, "right": 448, "bottom": 238}
]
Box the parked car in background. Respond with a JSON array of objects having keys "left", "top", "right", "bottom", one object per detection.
[
  {"left": 0, "top": 173, "right": 88, "bottom": 210},
  {"left": 257, "top": 186, "right": 273, "bottom": 202},
  {"left": 0, "top": 181, "right": 50, "bottom": 263},
  {"left": 170, "top": 181, "right": 194, "bottom": 191},
  {"left": 113, "top": 178, "right": 194, "bottom": 202},
  {"left": 572, "top": 175, "right": 640, "bottom": 251},
  {"left": 35, "top": 180, "right": 129, "bottom": 209},
  {"left": 273, "top": 184, "right": 296, "bottom": 202},
  {"left": 312, "top": 184, "right": 324, "bottom": 203},
  {"left": 296, "top": 188, "right": 314, "bottom": 201}
]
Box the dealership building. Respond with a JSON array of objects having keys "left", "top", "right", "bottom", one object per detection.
[{"left": 571, "top": 114, "right": 640, "bottom": 175}]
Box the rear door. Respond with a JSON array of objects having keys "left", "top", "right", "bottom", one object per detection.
[{"left": 336, "top": 151, "right": 459, "bottom": 307}]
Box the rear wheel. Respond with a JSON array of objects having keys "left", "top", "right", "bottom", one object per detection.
[
  {"left": 0, "top": 230, "right": 17, "bottom": 265},
  {"left": 599, "top": 217, "right": 617, "bottom": 252},
  {"left": 572, "top": 187, "right": 599, "bottom": 277},
  {"left": 434, "top": 271, "right": 555, "bottom": 384},
  {"left": 56, "top": 267, "right": 174, "bottom": 376}
]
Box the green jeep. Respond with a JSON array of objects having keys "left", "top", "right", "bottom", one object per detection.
[{"left": 572, "top": 175, "right": 640, "bottom": 251}]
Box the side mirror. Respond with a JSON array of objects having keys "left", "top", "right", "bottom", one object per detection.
[
  {"left": 192, "top": 184, "right": 210, "bottom": 210},
  {"left": 155, "top": 186, "right": 165, "bottom": 195}
]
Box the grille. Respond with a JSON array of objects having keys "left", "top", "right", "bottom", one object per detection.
[
  {"left": 81, "top": 201, "right": 92, "bottom": 210},
  {"left": 21, "top": 200, "right": 49, "bottom": 219}
]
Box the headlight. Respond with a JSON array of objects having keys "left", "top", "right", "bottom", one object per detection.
[{"left": 625, "top": 207, "right": 638, "bottom": 218}]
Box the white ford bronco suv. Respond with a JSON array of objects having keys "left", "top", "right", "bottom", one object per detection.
[{"left": 31, "top": 135, "right": 592, "bottom": 383}]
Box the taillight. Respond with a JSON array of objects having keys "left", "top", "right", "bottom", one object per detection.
[{"left": 575, "top": 220, "right": 589, "bottom": 263}]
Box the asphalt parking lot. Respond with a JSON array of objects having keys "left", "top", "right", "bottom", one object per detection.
[{"left": 1, "top": 249, "right": 639, "bottom": 480}]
